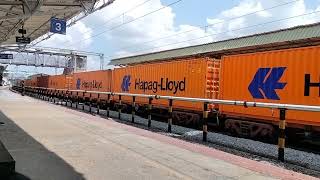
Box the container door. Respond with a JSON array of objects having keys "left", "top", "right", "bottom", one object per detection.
[
  {"left": 206, "top": 59, "right": 220, "bottom": 110},
  {"left": 66, "top": 76, "right": 72, "bottom": 90}
]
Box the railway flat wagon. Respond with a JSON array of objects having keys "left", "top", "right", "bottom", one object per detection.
[
  {"left": 220, "top": 45, "right": 320, "bottom": 138},
  {"left": 112, "top": 57, "right": 220, "bottom": 125}
]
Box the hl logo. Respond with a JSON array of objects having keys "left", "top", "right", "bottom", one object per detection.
[
  {"left": 304, "top": 74, "right": 320, "bottom": 96},
  {"left": 248, "top": 67, "right": 287, "bottom": 100},
  {"left": 76, "top": 78, "right": 81, "bottom": 89},
  {"left": 121, "top": 75, "right": 131, "bottom": 92}
]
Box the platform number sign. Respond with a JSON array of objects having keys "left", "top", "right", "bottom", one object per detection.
[
  {"left": 50, "top": 18, "right": 66, "bottom": 35},
  {"left": 0, "top": 54, "right": 13, "bottom": 59}
]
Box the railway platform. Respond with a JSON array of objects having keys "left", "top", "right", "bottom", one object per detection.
[{"left": 0, "top": 88, "right": 317, "bottom": 180}]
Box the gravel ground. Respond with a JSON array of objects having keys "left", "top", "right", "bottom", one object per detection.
[{"left": 40, "top": 99, "right": 320, "bottom": 177}]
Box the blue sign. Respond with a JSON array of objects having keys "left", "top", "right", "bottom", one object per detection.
[
  {"left": 248, "top": 67, "right": 287, "bottom": 100},
  {"left": 0, "top": 54, "right": 13, "bottom": 59},
  {"left": 50, "top": 18, "right": 66, "bottom": 35},
  {"left": 121, "top": 75, "right": 131, "bottom": 91},
  {"left": 76, "top": 78, "right": 81, "bottom": 89}
]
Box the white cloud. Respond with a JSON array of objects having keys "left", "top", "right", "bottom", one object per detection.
[
  {"left": 35, "top": 21, "right": 94, "bottom": 72},
  {"left": 205, "top": 0, "right": 320, "bottom": 42},
  {"left": 38, "top": 21, "right": 93, "bottom": 50},
  {"left": 221, "top": 0, "right": 271, "bottom": 18},
  {"left": 90, "top": 0, "right": 212, "bottom": 58},
  {"left": 98, "top": 0, "right": 320, "bottom": 58},
  {"left": 283, "top": 0, "right": 320, "bottom": 26},
  {"left": 35, "top": 0, "right": 320, "bottom": 70}
]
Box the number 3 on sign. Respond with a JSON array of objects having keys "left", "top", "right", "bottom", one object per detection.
[
  {"left": 50, "top": 18, "right": 66, "bottom": 35},
  {"left": 55, "top": 23, "right": 61, "bottom": 31}
]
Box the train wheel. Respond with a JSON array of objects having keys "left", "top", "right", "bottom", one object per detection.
[
  {"left": 172, "top": 111, "right": 200, "bottom": 127},
  {"left": 225, "top": 119, "right": 275, "bottom": 140}
]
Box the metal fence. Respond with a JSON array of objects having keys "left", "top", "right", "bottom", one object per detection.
[{"left": 12, "top": 86, "right": 320, "bottom": 162}]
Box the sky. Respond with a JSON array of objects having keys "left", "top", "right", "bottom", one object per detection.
[{"left": 19, "top": 0, "right": 320, "bottom": 74}]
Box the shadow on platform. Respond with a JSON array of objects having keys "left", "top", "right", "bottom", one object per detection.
[{"left": 0, "top": 110, "right": 85, "bottom": 180}]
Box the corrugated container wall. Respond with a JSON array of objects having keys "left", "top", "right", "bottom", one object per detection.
[
  {"left": 25, "top": 79, "right": 33, "bottom": 87},
  {"left": 37, "top": 75, "right": 49, "bottom": 88},
  {"left": 30, "top": 76, "right": 38, "bottom": 87},
  {"left": 112, "top": 57, "right": 220, "bottom": 111},
  {"left": 71, "top": 70, "right": 112, "bottom": 99},
  {"left": 48, "top": 75, "right": 69, "bottom": 89},
  {"left": 220, "top": 45, "right": 320, "bottom": 127}
]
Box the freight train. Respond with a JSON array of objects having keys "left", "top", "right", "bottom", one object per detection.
[{"left": 22, "top": 45, "right": 320, "bottom": 141}]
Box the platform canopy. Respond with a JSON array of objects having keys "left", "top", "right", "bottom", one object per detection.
[{"left": 0, "top": 0, "right": 115, "bottom": 45}]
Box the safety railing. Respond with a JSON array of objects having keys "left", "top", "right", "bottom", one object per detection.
[{"left": 14, "top": 86, "right": 320, "bottom": 162}]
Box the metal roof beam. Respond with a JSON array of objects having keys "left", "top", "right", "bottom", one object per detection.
[
  {"left": 31, "top": 0, "right": 115, "bottom": 46},
  {"left": 0, "top": 48, "right": 78, "bottom": 57},
  {"left": 0, "top": 1, "right": 22, "bottom": 6},
  {"left": 21, "top": 0, "right": 32, "bottom": 13},
  {"left": 0, "top": 1, "right": 82, "bottom": 7},
  {"left": 43, "top": 2, "right": 82, "bottom": 7},
  {"left": 0, "top": 8, "right": 80, "bottom": 21},
  {"left": 0, "top": 45, "right": 100, "bottom": 57},
  {"left": 0, "top": 0, "right": 116, "bottom": 45},
  {"left": 0, "top": 6, "right": 21, "bottom": 15}
]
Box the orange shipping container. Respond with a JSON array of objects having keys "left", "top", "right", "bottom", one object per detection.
[
  {"left": 29, "top": 76, "right": 38, "bottom": 87},
  {"left": 71, "top": 70, "right": 112, "bottom": 91},
  {"left": 220, "top": 45, "right": 320, "bottom": 127},
  {"left": 71, "top": 70, "right": 112, "bottom": 99},
  {"left": 25, "top": 79, "right": 34, "bottom": 87},
  {"left": 48, "top": 75, "right": 70, "bottom": 89},
  {"left": 112, "top": 57, "right": 220, "bottom": 111},
  {"left": 37, "top": 75, "right": 49, "bottom": 88}
]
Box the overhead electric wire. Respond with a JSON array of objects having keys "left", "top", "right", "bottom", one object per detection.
[
  {"left": 64, "top": 0, "right": 183, "bottom": 48},
  {"left": 29, "top": 0, "right": 154, "bottom": 47},
  {"left": 113, "top": 0, "right": 302, "bottom": 52},
  {"left": 31, "top": 0, "right": 314, "bottom": 63},
  {"left": 65, "top": 0, "right": 300, "bottom": 51},
  {"left": 109, "top": 9, "right": 320, "bottom": 59},
  {"left": 33, "top": 9, "right": 319, "bottom": 62},
  {"left": 72, "top": 0, "right": 154, "bottom": 36}
]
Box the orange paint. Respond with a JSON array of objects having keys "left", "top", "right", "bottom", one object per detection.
[
  {"left": 28, "top": 76, "right": 38, "bottom": 87},
  {"left": 25, "top": 79, "right": 34, "bottom": 87},
  {"left": 220, "top": 46, "right": 320, "bottom": 126},
  {"left": 37, "top": 75, "right": 49, "bottom": 88},
  {"left": 71, "top": 70, "right": 112, "bottom": 99},
  {"left": 48, "top": 75, "right": 69, "bottom": 89},
  {"left": 112, "top": 57, "right": 220, "bottom": 111}
]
